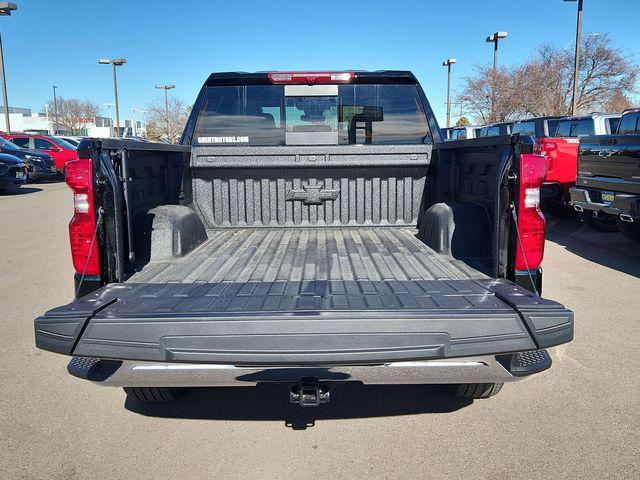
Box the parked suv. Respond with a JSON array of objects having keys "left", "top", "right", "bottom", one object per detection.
[
  {"left": 2, "top": 133, "right": 77, "bottom": 173},
  {"left": 0, "top": 153, "right": 27, "bottom": 193},
  {"left": 0, "top": 136, "right": 57, "bottom": 181}
]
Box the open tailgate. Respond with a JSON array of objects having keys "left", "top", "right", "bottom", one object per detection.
[{"left": 35, "top": 279, "right": 572, "bottom": 365}]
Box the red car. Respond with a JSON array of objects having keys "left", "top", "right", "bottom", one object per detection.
[{"left": 1, "top": 133, "right": 78, "bottom": 172}]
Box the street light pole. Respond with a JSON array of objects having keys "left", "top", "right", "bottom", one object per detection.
[
  {"left": 131, "top": 108, "right": 138, "bottom": 136},
  {"left": 52, "top": 85, "right": 58, "bottom": 134},
  {"left": 99, "top": 58, "right": 126, "bottom": 137},
  {"left": 442, "top": 58, "right": 457, "bottom": 128},
  {"left": 154, "top": 84, "right": 175, "bottom": 140},
  {"left": 486, "top": 31, "right": 507, "bottom": 122},
  {"left": 102, "top": 103, "right": 114, "bottom": 137},
  {"left": 565, "top": 0, "right": 583, "bottom": 115},
  {"left": 0, "top": 3, "right": 17, "bottom": 134}
]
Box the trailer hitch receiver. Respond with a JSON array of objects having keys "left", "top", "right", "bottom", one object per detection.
[{"left": 289, "top": 379, "right": 330, "bottom": 407}]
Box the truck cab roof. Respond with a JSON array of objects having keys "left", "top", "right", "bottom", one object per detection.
[{"left": 205, "top": 70, "right": 420, "bottom": 86}]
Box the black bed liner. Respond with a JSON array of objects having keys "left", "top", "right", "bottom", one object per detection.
[
  {"left": 35, "top": 276, "right": 572, "bottom": 365},
  {"left": 128, "top": 228, "right": 484, "bottom": 284}
]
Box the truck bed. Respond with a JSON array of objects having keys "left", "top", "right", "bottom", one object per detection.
[
  {"left": 128, "top": 227, "right": 485, "bottom": 284},
  {"left": 34, "top": 138, "right": 573, "bottom": 367}
]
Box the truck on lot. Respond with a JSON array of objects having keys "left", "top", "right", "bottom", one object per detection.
[
  {"left": 34, "top": 71, "right": 573, "bottom": 406},
  {"left": 571, "top": 108, "right": 640, "bottom": 242},
  {"left": 532, "top": 113, "right": 621, "bottom": 223}
]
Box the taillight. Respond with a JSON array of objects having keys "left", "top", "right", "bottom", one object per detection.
[
  {"left": 268, "top": 71, "right": 354, "bottom": 84},
  {"left": 65, "top": 158, "right": 100, "bottom": 276},
  {"left": 515, "top": 153, "right": 547, "bottom": 271}
]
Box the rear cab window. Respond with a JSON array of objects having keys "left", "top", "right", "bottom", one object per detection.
[
  {"left": 512, "top": 121, "right": 536, "bottom": 136},
  {"left": 606, "top": 117, "right": 620, "bottom": 134},
  {"left": 617, "top": 112, "right": 640, "bottom": 134},
  {"left": 555, "top": 118, "right": 595, "bottom": 138},
  {"left": 479, "top": 126, "right": 501, "bottom": 137},
  {"left": 450, "top": 128, "right": 467, "bottom": 140},
  {"left": 193, "top": 83, "right": 431, "bottom": 146},
  {"left": 545, "top": 119, "right": 561, "bottom": 137}
]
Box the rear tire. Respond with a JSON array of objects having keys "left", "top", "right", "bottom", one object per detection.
[
  {"left": 586, "top": 213, "right": 618, "bottom": 232},
  {"left": 449, "top": 382, "right": 504, "bottom": 399},
  {"left": 123, "top": 387, "right": 185, "bottom": 403},
  {"left": 617, "top": 220, "right": 640, "bottom": 243}
]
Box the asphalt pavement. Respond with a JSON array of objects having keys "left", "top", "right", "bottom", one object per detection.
[{"left": 1, "top": 182, "right": 639, "bottom": 480}]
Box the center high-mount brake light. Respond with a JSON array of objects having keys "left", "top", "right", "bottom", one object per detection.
[
  {"left": 65, "top": 158, "right": 100, "bottom": 276},
  {"left": 515, "top": 153, "right": 547, "bottom": 271},
  {"left": 268, "top": 71, "right": 354, "bottom": 84}
]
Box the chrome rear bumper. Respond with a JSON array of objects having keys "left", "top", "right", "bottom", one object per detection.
[{"left": 67, "top": 353, "right": 552, "bottom": 388}]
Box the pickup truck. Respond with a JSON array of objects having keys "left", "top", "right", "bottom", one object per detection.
[
  {"left": 571, "top": 108, "right": 640, "bottom": 242},
  {"left": 533, "top": 113, "right": 620, "bottom": 223},
  {"left": 34, "top": 70, "right": 573, "bottom": 407}
]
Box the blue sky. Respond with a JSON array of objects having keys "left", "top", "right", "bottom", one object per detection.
[{"left": 2, "top": 0, "right": 639, "bottom": 126}]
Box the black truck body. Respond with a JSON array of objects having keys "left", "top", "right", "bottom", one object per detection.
[
  {"left": 35, "top": 71, "right": 573, "bottom": 403},
  {"left": 571, "top": 108, "right": 640, "bottom": 242}
]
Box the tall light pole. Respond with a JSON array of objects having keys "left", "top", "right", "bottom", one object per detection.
[
  {"left": 99, "top": 58, "right": 126, "bottom": 137},
  {"left": 155, "top": 84, "right": 175, "bottom": 140},
  {"left": 486, "top": 31, "right": 507, "bottom": 122},
  {"left": 52, "top": 85, "right": 59, "bottom": 134},
  {"left": 0, "top": 3, "right": 17, "bottom": 134},
  {"left": 131, "top": 108, "right": 139, "bottom": 136},
  {"left": 486, "top": 31, "right": 508, "bottom": 70},
  {"left": 442, "top": 58, "right": 457, "bottom": 128},
  {"left": 565, "top": 0, "right": 583, "bottom": 115}
]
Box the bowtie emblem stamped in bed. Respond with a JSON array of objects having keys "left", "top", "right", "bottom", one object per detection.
[{"left": 286, "top": 181, "right": 340, "bottom": 205}]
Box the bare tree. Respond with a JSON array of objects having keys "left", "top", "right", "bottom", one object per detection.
[
  {"left": 144, "top": 96, "right": 189, "bottom": 143},
  {"left": 47, "top": 97, "right": 99, "bottom": 135},
  {"left": 457, "top": 66, "right": 521, "bottom": 123},
  {"left": 600, "top": 90, "right": 634, "bottom": 112},
  {"left": 456, "top": 34, "right": 638, "bottom": 123}
]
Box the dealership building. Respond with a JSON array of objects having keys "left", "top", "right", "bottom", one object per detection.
[{"left": 0, "top": 106, "right": 143, "bottom": 137}]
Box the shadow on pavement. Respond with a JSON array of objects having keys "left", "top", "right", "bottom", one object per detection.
[
  {"left": 125, "top": 383, "right": 472, "bottom": 429},
  {"left": 0, "top": 187, "right": 43, "bottom": 196},
  {"left": 546, "top": 217, "right": 640, "bottom": 278}
]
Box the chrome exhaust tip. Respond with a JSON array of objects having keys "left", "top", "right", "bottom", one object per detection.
[
  {"left": 573, "top": 204, "right": 584, "bottom": 213},
  {"left": 620, "top": 214, "right": 634, "bottom": 223}
]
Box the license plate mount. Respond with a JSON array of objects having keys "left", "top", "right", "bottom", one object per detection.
[{"left": 601, "top": 191, "right": 615, "bottom": 206}]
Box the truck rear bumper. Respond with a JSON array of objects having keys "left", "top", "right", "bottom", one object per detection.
[
  {"left": 67, "top": 350, "right": 553, "bottom": 387},
  {"left": 570, "top": 187, "right": 640, "bottom": 221}
]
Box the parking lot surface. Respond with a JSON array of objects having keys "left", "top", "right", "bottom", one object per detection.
[{"left": 1, "top": 182, "right": 639, "bottom": 480}]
